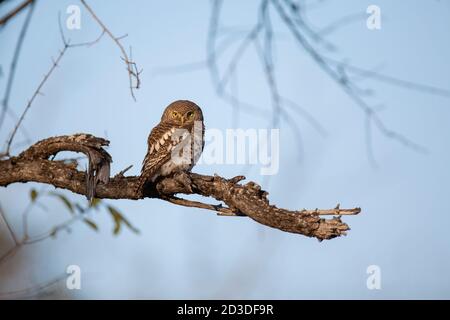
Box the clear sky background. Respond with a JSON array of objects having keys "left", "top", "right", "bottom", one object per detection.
[{"left": 0, "top": 0, "right": 449, "bottom": 299}]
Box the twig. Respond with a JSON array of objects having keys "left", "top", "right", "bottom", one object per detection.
[
  {"left": 324, "top": 57, "right": 450, "bottom": 98},
  {"left": 0, "top": 186, "right": 99, "bottom": 266},
  {"left": 162, "top": 195, "right": 240, "bottom": 216},
  {"left": 303, "top": 205, "right": 361, "bottom": 216},
  {"left": 0, "top": 0, "right": 35, "bottom": 132},
  {"left": 165, "top": 195, "right": 360, "bottom": 217},
  {"left": 280, "top": 97, "right": 327, "bottom": 137},
  {"left": 272, "top": 0, "right": 427, "bottom": 161},
  {"left": 202, "top": 0, "right": 443, "bottom": 167},
  {"left": 0, "top": 0, "right": 34, "bottom": 26},
  {"left": 208, "top": 0, "right": 264, "bottom": 94},
  {"left": 4, "top": 109, "right": 32, "bottom": 147},
  {"left": 114, "top": 164, "right": 133, "bottom": 178},
  {"left": 0, "top": 202, "right": 19, "bottom": 245},
  {"left": 80, "top": 0, "right": 141, "bottom": 100},
  {"left": 24, "top": 214, "right": 82, "bottom": 245},
  {"left": 0, "top": 245, "right": 21, "bottom": 266},
  {"left": 151, "top": 0, "right": 446, "bottom": 167},
  {"left": 0, "top": 274, "right": 66, "bottom": 299},
  {"left": 4, "top": 45, "right": 69, "bottom": 156},
  {"left": 283, "top": 0, "right": 337, "bottom": 51},
  {"left": 2, "top": 15, "right": 108, "bottom": 157},
  {"left": 0, "top": 186, "right": 44, "bottom": 265}
]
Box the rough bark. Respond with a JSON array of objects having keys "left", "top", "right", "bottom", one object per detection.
[{"left": 0, "top": 134, "right": 360, "bottom": 240}]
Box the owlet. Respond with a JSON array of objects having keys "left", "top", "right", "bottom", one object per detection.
[{"left": 136, "top": 100, "right": 205, "bottom": 195}]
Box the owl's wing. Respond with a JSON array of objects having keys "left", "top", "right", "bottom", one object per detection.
[
  {"left": 136, "top": 123, "right": 185, "bottom": 194},
  {"left": 142, "top": 124, "right": 175, "bottom": 174}
]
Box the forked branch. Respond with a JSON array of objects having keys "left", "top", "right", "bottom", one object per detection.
[
  {"left": 0, "top": 134, "right": 360, "bottom": 241},
  {"left": 80, "top": 0, "right": 141, "bottom": 100}
]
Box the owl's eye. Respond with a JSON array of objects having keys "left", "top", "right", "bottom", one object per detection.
[
  {"left": 171, "top": 111, "right": 178, "bottom": 118},
  {"left": 186, "top": 111, "right": 195, "bottom": 119}
]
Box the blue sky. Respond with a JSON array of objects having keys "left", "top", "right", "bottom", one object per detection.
[{"left": 0, "top": 0, "right": 449, "bottom": 299}]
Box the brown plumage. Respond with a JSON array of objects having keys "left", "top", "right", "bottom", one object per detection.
[{"left": 136, "top": 100, "right": 205, "bottom": 195}]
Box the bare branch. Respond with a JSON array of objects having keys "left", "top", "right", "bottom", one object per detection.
[
  {"left": 271, "top": 0, "right": 427, "bottom": 159},
  {"left": 0, "top": 134, "right": 360, "bottom": 241},
  {"left": 0, "top": 0, "right": 34, "bottom": 27},
  {"left": 114, "top": 164, "right": 133, "bottom": 178},
  {"left": 1, "top": 16, "right": 110, "bottom": 158},
  {"left": 162, "top": 195, "right": 240, "bottom": 216},
  {"left": 0, "top": 274, "right": 65, "bottom": 299},
  {"left": 324, "top": 57, "right": 450, "bottom": 98},
  {"left": 80, "top": 0, "right": 141, "bottom": 100},
  {"left": 0, "top": 0, "right": 35, "bottom": 135},
  {"left": 3, "top": 45, "right": 69, "bottom": 157},
  {"left": 0, "top": 202, "right": 19, "bottom": 245}
]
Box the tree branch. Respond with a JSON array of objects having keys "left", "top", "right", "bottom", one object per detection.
[
  {"left": 0, "top": 0, "right": 35, "bottom": 132},
  {"left": 0, "top": 0, "right": 34, "bottom": 27},
  {"left": 0, "top": 134, "right": 360, "bottom": 240},
  {"left": 80, "top": 0, "right": 141, "bottom": 101}
]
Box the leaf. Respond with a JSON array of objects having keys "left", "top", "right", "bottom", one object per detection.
[
  {"left": 83, "top": 218, "right": 98, "bottom": 231},
  {"left": 107, "top": 205, "right": 139, "bottom": 236},
  {"left": 30, "top": 189, "right": 38, "bottom": 202},
  {"left": 49, "top": 227, "right": 58, "bottom": 238},
  {"left": 49, "top": 192, "right": 74, "bottom": 214},
  {"left": 120, "top": 216, "right": 140, "bottom": 234},
  {"left": 107, "top": 205, "right": 122, "bottom": 235},
  {"left": 89, "top": 198, "right": 102, "bottom": 209}
]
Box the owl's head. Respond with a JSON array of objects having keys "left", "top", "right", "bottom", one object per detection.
[{"left": 161, "top": 100, "right": 203, "bottom": 126}]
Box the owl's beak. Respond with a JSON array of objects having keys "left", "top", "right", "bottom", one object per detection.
[{"left": 180, "top": 116, "right": 185, "bottom": 125}]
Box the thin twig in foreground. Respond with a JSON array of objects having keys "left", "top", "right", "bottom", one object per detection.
[
  {"left": 80, "top": 0, "right": 141, "bottom": 100},
  {"left": 0, "top": 0, "right": 34, "bottom": 26},
  {"left": 2, "top": 17, "right": 107, "bottom": 157},
  {"left": 0, "top": 274, "right": 66, "bottom": 299},
  {"left": 4, "top": 45, "right": 68, "bottom": 156},
  {"left": 0, "top": 0, "right": 35, "bottom": 131},
  {"left": 162, "top": 195, "right": 240, "bottom": 216},
  {"left": 0, "top": 202, "right": 19, "bottom": 245}
]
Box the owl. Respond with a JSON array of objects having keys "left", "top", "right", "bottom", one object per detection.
[{"left": 136, "top": 100, "right": 205, "bottom": 195}]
